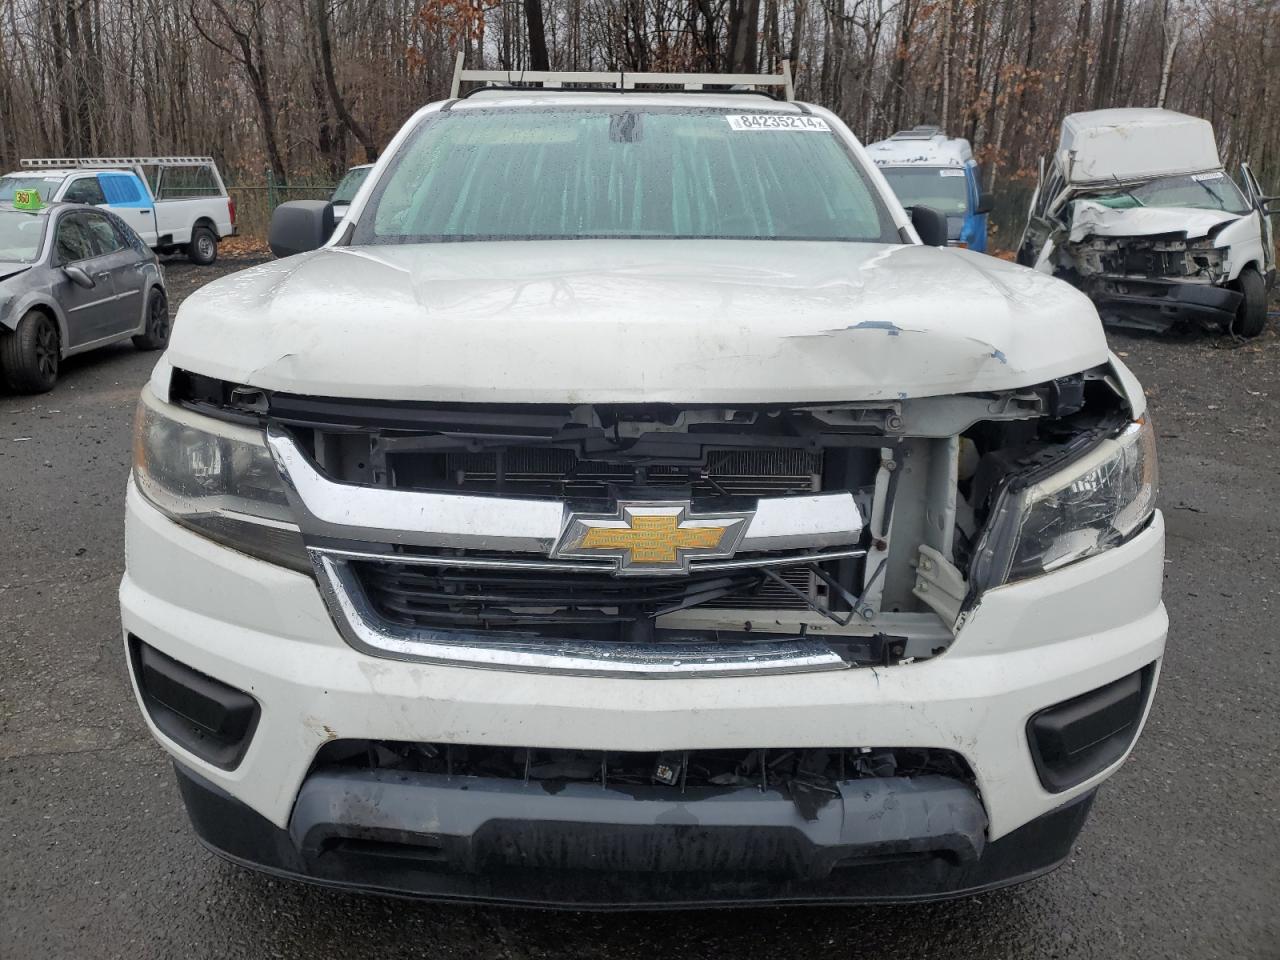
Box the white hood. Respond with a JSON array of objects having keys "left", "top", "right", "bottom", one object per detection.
[
  {"left": 165, "top": 240, "right": 1108, "bottom": 404},
  {"left": 1067, "top": 200, "right": 1240, "bottom": 243}
]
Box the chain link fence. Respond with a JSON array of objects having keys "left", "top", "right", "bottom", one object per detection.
[{"left": 226, "top": 172, "right": 336, "bottom": 241}]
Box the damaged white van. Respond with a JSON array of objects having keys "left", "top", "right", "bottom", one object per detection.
[
  {"left": 121, "top": 68, "right": 1166, "bottom": 907},
  {"left": 1019, "top": 108, "right": 1275, "bottom": 336}
]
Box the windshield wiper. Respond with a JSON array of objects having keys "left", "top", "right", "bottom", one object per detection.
[
  {"left": 1107, "top": 175, "right": 1144, "bottom": 208},
  {"left": 1188, "top": 174, "right": 1229, "bottom": 208}
]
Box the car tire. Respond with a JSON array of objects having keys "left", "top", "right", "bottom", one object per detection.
[
  {"left": 1233, "top": 267, "right": 1268, "bottom": 338},
  {"left": 132, "top": 287, "right": 171, "bottom": 351},
  {"left": 0, "top": 309, "right": 60, "bottom": 394},
  {"left": 187, "top": 226, "right": 218, "bottom": 265}
]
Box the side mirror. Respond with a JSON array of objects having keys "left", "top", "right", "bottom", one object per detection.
[
  {"left": 976, "top": 191, "right": 995, "bottom": 215},
  {"left": 1261, "top": 196, "right": 1280, "bottom": 216},
  {"left": 269, "top": 200, "right": 335, "bottom": 258},
  {"left": 910, "top": 205, "right": 949, "bottom": 247},
  {"left": 63, "top": 265, "right": 95, "bottom": 288}
]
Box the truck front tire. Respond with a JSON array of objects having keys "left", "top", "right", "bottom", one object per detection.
[
  {"left": 1233, "top": 267, "right": 1268, "bottom": 338},
  {"left": 0, "top": 310, "right": 60, "bottom": 394},
  {"left": 187, "top": 226, "right": 218, "bottom": 266}
]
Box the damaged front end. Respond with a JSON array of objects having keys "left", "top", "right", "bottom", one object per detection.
[
  {"left": 1057, "top": 224, "right": 1241, "bottom": 331},
  {"left": 140, "top": 360, "right": 1158, "bottom": 905},
  {"left": 162, "top": 359, "right": 1154, "bottom": 679}
]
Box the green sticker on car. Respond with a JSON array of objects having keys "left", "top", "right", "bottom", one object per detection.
[{"left": 13, "top": 188, "right": 44, "bottom": 210}]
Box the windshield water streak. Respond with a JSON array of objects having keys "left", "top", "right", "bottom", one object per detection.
[{"left": 353, "top": 107, "right": 898, "bottom": 245}]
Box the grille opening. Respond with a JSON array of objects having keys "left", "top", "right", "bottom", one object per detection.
[
  {"left": 298, "top": 422, "right": 902, "bottom": 635},
  {"left": 318, "top": 837, "right": 448, "bottom": 863},
  {"left": 387, "top": 447, "right": 825, "bottom": 499},
  {"left": 312, "top": 740, "right": 975, "bottom": 795},
  {"left": 350, "top": 555, "right": 847, "bottom": 642}
]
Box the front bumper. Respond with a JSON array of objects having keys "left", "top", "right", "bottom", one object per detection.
[
  {"left": 121, "top": 484, "right": 1167, "bottom": 904},
  {"left": 1088, "top": 276, "right": 1241, "bottom": 330},
  {"left": 175, "top": 761, "right": 1095, "bottom": 907}
]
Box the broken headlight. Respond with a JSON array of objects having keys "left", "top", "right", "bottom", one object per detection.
[
  {"left": 132, "top": 389, "right": 309, "bottom": 572},
  {"left": 971, "top": 418, "right": 1158, "bottom": 587}
]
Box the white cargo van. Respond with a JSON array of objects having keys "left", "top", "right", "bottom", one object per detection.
[{"left": 1019, "top": 109, "right": 1275, "bottom": 336}]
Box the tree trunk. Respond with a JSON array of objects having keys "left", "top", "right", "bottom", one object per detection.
[
  {"left": 524, "top": 0, "right": 550, "bottom": 71},
  {"left": 1156, "top": 10, "right": 1183, "bottom": 109},
  {"left": 728, "top": 0, "right": 760, "bottom": 72},
  {"left": 315, "top": 0, "right": 378, "bottom": 162}
]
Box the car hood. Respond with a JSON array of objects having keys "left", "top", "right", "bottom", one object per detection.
[
  {"left": 1067, "top": 200, "right": 1241, "bottom": 244},
  {"left": 165, "top": 240, "right": 1107, "bottom": 404},
  {"left": 0, "top": 262, "right": 31, "bottom": 283}
]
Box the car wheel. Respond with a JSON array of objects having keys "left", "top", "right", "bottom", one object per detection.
[
  {"left": 132, "top": 287, "right": 171, "bottom": 351},
  {"left": 1232, "top": 267, "right": 1268, "bottom": 338},
  {"left": 0, "top": 309, "right": 60, "bottom": 394},
  {"left": 187, "top": 226, "right": 218, "bottom": 265}
]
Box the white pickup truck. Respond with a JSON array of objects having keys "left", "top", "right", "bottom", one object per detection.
[
  {"left": 122, "top": 67, "right": 1166, "bottom": 908},
  {"left": 0, "top": 157, "right": 236, "bottom": 265}
]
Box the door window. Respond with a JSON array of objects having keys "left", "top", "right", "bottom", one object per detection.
[
  {"left": 104, "top": 211, "right": 150, "bottom": 255},
  {"left": 63, "top": 176, "right": 107, "bottom": 205},
  {"left": 54, "top": 215, "right": 97, "bottom": 263},
  {"left": 82, "top": 212, "right": 127, "bottom": 256}
]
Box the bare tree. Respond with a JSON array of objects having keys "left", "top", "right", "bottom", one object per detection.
[{"left": 315, "top": 0, "right": 377, "bottom": 162}]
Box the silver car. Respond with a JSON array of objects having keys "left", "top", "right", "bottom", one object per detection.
[{"left": 0, "top": 201, "right": 169, "bottom": 393}]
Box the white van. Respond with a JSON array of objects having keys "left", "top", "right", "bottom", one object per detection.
[{"left": 1019, "top": 109, "right": 1275, "bottom": 336}]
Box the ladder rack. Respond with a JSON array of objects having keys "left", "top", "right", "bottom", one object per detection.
[
  {"left": 19, "top": 156, "right": 216, "bottom": 169},
  {"left": 449, "top": 54, "right": 793, "bottom": 101}
]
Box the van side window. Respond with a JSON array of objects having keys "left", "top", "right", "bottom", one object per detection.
[{"left": 64, "top": 176, "right": 107, "bottom": 206}]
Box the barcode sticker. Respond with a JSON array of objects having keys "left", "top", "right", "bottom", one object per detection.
[
  {"left": 1192, "top": 171, "right": 1225, "bottom": 181},
  {"left": 726, "top": 114, "right": 831, "bottom": 132}
]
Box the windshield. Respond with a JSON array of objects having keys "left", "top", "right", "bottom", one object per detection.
[
  {"left": 331, "top": 166, "right": 372, "bottom": 205},
  {"left": 0, "top": 176, "right": 63, "bottom": 204},
  {"left": 0, "top": 211, "right": 47, "bottom": 262},
  {"left": 878, "top": 167, "right": 970, "bottom": 216},
  {"left": 354, "top": 107, "right": 898, "bottom": 244},
  {"left": 1090, "top": 171, "right": 1251, "bottom": 214}
]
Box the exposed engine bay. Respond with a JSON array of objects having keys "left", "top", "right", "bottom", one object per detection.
[
  {"left": 1065, "top": 230, "right": 1227, "bottom": 283},
  {"left": 170, "top": 363, "right": 1144, "bottom": 672}
]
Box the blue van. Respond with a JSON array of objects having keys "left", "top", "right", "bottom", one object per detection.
[{"left": 865, "top": 126, "right": 993, "bottom": 252}]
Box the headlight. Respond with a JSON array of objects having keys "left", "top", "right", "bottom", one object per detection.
[
  {"left": 971, "top": 418, "right": 1158, "bottom": 587},
  {"left": 133, "top": 389, "right": 310, "bottom": 572}
]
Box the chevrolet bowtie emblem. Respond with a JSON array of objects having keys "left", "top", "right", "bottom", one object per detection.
[{"left": 552, "top": 502, "right": 753, "bottom": 575}]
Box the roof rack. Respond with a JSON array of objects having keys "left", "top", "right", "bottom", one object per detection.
[
  {"left": 19, "top": 156, "right": 216, "bottom": 169},
  {"left": 449, "top": 53, "right": 793, "bottom": 101}
]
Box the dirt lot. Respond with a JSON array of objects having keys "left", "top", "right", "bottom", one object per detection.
[{"left": 1, "top": 256, "right": 1277, "bottom": 959}]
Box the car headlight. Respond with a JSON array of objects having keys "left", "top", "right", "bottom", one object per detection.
[
  {"left": 970, "top": 418, "right": 1158, "bottom": 587},
  {"left": 132, "top": 389, "right": 310, "bottom": 572}
]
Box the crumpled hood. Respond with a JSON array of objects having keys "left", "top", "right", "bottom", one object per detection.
[
  {"left": 165, "top": 240, "right": 1108, "bottom": 404},
  {"left": 1067, "top": 200, "right": 1240, "bottom": 244}
]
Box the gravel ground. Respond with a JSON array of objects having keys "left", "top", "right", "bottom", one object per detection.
[{"left": 1, "top": 256, "right": 1277, "bottom": 959}]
